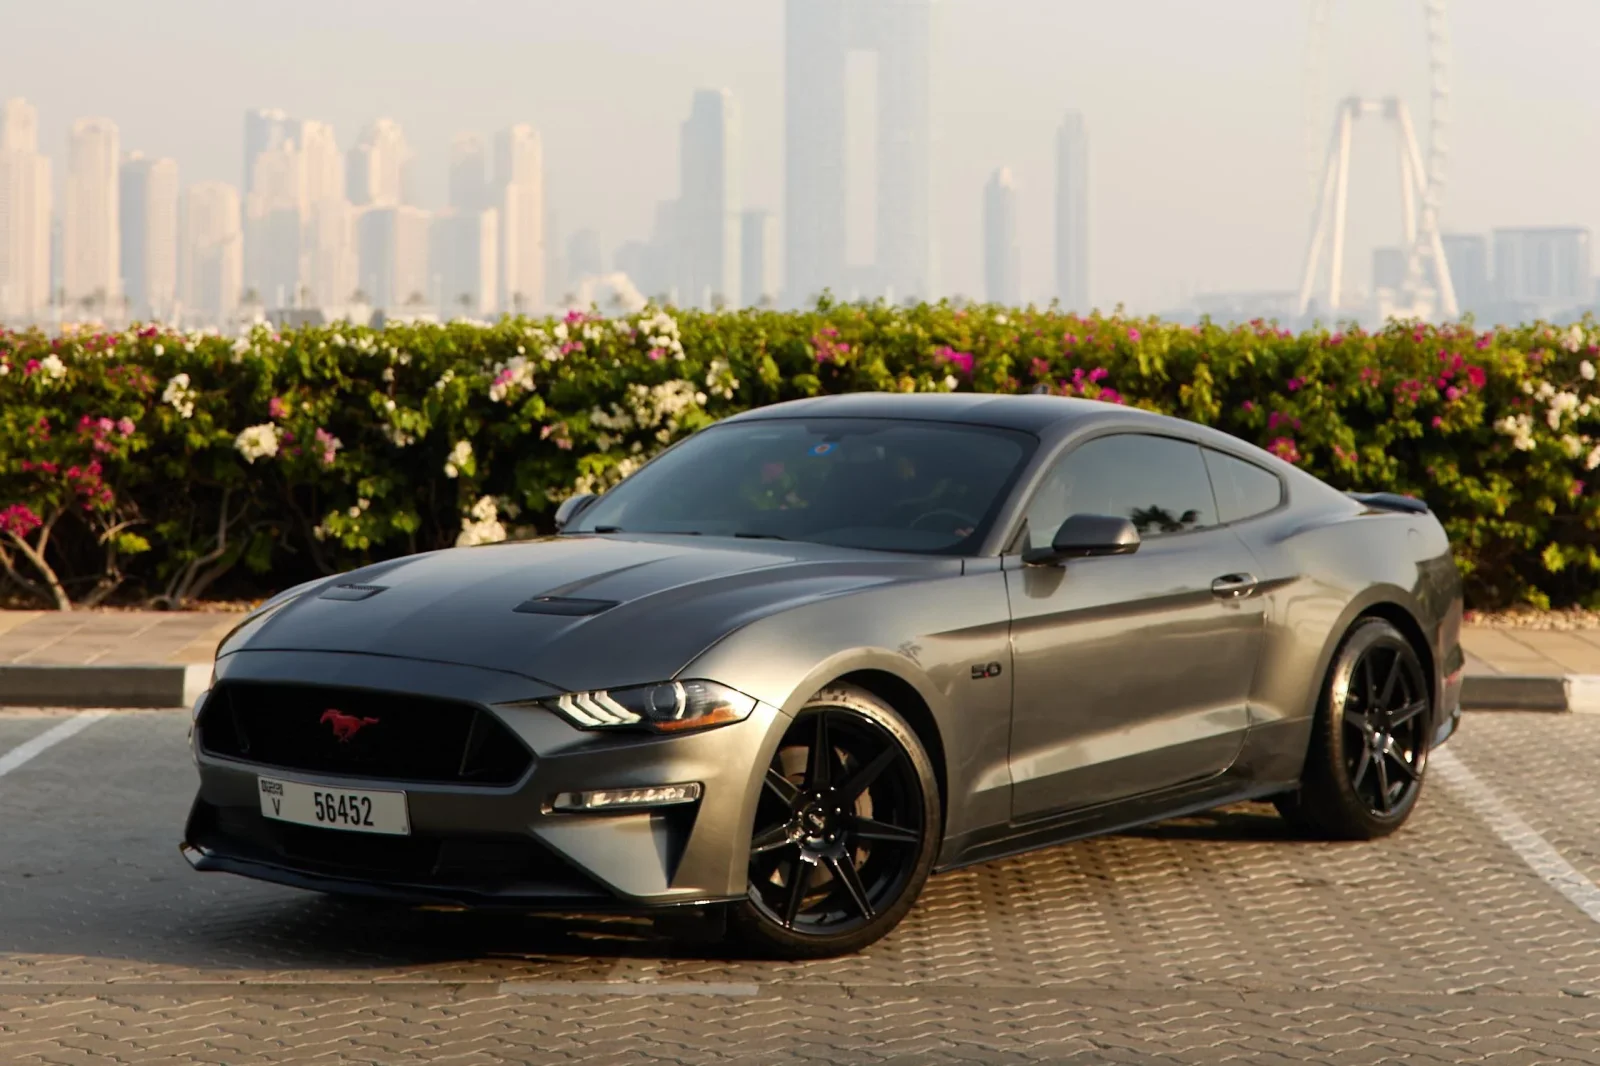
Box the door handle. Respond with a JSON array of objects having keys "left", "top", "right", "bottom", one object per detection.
[{"left": 1211, "top": 573, "right": 1258, "bottom": 599}]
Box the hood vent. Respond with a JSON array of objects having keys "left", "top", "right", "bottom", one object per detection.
[
  {"left": 513, "top": 595, "right": 618, "bottom": 617},
  {"left": 319, "top": 583, "right": 389, "bottom": 601}
]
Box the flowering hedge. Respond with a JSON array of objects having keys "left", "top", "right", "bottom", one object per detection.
[{"left": 2, "top": 302, "right": 1598, "bottom": 610}]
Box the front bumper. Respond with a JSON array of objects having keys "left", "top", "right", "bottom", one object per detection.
[{"left": 182, "top": 650, "right": 789, "bottom": 909}]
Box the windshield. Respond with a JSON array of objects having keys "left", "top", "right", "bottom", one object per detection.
[{"left": 568, "top": 417, "right": 1036, "bottom": 554}]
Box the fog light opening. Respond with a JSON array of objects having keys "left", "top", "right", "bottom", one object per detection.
[{"left": 552, "top": 782, "right": 703, "bottom": 812}]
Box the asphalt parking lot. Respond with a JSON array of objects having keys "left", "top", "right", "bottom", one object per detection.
[{"left": 0, "top": 708, "right": 1597, "bottom": 1065}]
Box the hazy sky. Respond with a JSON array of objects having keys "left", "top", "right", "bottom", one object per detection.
[{"left": 6, "top": 0, "right": 1598, "bottom": 311}]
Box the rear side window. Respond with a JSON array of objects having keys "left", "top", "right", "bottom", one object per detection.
[{"left": 1203, "top": 448, "right": 1283, "bottom": 524}]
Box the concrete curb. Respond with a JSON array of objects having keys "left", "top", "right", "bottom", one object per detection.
[
  {"left": 1461, "top": 674, "right": 1600, "bottom": 714},
  {"left": 1, "top": 664, "right": 1598, "bottom": 714},
  {"left": 0, "top": 664, "right": 210, "bottom": 710}
]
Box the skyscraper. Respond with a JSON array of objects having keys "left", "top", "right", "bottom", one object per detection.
[
  {"left": 347, "top": 119, "right": 410, "bottom": 208},
  {"left": 1054, "top": 111, "right": 1089, "bottom": 312},
  {"left": 303, "top": 198, "right": 357, "bottom": 310},
  {"left": 299, "top": 120, "right": 345, "bottom": 207},
  {"left": 244, "top": 136, "right": 305, "bottom": 307},
  {"left": 63, "top": 117, "right": 121, "bottom": 311},
  {"left": 784, "top": 0, "right": 934, "bottom": 306},
  {"left": 431, "top": 207, "right": 498, "bottom": 316},
  {"left": 243, "top": 108, "right": 296, "bottom": 198},
  {"left": 1492, "top": 228, "right": 1593, "bottom": 309},
  {"left": 677, "top": 89, "right": 742, "bottom": 308},
  {"left": 984, "top": 167, "right": 1020, "bottom": 305},
  {"left": 119, "top": 152, "right": 180, "bottom": 320},
  {"left": 180, "top": 181, "right": 242, "bottom": 324},
  {"left": 494, "top": 124, "right": 544, "bottom": 314},
  {"left": 741, "top": 210, "right": 779, "bottom": 307},
  {"left": 357, "top": 205, "right": 430, "bottom": 311},
  {"left": 448, "top": 133, "right": 490, "bottom": 213},
  {"left": 0, "top": 98, "right": 53, "bottom": 322},
  {"left": 1440, "top": 233, "right": 1490, "bottom": 314}
]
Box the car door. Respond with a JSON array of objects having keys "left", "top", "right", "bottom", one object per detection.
[{"left": 1004, "top": 432, "right": 1266, "bottom": 822}]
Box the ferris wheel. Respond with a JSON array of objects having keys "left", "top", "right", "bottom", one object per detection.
[{"left": 1296, "top": 0, "right": 1458, "bottom": 320}]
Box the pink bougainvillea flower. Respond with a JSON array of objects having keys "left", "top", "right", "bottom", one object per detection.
[
  {"left": 937, "top": 347, "right": 975, "bottom": 374},
  {"left": 1286, "top": 377, "right": 1304, "bottom": 392},
  {"left": 1098, "top": 387, "right": 1124, "bottom": 405},
  {"left": 268, "top": 396, "right": 288, "bottom": 419},
  {"left": 1030, "top": 357, "right": 1051, "bottom": 379},
  {"left": 1241, "top": 400, "right": 1256, "bottom": 412},
  {"left": 1432, "top": 415, "right": 1445, "bottom": 428},
  {"left": 1446, "top": 386, "right": 1464, "bottom": 402},
  {"left": 1268, "top": 436, "right": 1301, "bottom": 463},
  {"left": 116, "top": 417, "right": 135, "bottom": 436},
  {"left": 0, "top": 504, "right": 44, "bottom": 538},
  {"left": 1465, "top": 365, "right": 1487, "bottom": 390},
  {"left": 1088, "top": 367, "right": 1108, "bottom": 383},
  {"left": 1127, "top": 328, "right": 1141, "bottom": 343},
  {"left": 1572, "top": 481, "right": 1586, "bottom": 498}
]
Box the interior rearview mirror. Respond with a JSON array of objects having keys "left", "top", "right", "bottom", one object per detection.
[
  {"left": 553, "top": 493, "right": 598, "bottom": 531},
  {"left": 1022, "top": 513, "right": 1141, "bottom": 565}
]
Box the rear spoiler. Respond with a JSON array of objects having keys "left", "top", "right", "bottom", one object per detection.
[{"left": 1346, "top": 491, "right": 1430, "bottom": 515}]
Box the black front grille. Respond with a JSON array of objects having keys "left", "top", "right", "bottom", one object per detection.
[{"left": 198, "top": 680, "right": 532, "bottom": 786}]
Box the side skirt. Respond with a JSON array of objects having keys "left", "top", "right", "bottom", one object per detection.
[{"left": 935, "top": 773, "right": 1297, "bottom": 873}]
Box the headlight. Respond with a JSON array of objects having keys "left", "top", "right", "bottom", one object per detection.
[{"left": 540, "top": 679, "right": 756, "bottom": 734}]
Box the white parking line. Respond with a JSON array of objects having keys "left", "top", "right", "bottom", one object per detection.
[
  {"left": 0, "top": 711, "right": 110, "bottom": 779},
  {"left": 1432, "top": 747, "right": 1600, "bottom": 927}
]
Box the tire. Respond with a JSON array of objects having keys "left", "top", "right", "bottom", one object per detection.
[
  {"left": 729, "top": 684, "right": 942, "bottom": 959},
  {"left": 1275, "top": 618, "right": 1433, "bottom": 840}
]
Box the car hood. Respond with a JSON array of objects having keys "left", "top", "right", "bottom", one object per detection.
[{"left": 220, "top": 533, "right": 958, "bottom": 693}]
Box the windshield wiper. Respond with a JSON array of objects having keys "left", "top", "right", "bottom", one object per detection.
[
  {"left": 591, "top": 525, "right": 625, "bottom": 533},
  {"left": 732, "top": 531, "right": 789, "bottom": 541}
]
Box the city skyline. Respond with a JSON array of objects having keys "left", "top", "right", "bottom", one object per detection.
[{"left": 2, "top": 0, "right": 1598, "bottom": 323}]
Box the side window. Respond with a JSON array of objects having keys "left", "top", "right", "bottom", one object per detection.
[
  {"left": 1024, "top": 434, "right": 1217, "bottom": 548},
  {"left": 1203, "top": 448, "right": 1283, "bottom": 524}
]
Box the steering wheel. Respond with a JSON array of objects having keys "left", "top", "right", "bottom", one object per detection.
[{"left": 908, "top": 508, "right": 980, "bottom": 534}]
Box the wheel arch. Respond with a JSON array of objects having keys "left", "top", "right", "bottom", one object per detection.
[
  {"left": 827, "top": 669, "right": 949, "bottom": 818},
  {"left": 1295, "top": 588, "right": 1425, "bottom": 717}
]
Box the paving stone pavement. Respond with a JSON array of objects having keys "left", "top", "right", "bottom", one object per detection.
[
  {"left": 0, "top": 709, "right": 1598, "bottom": 1062},
  {"left": 5, "top": 610, "right": 1600, "bottom": 677}
]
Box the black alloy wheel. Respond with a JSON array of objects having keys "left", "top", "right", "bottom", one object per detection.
[
  {"left": 1341, "top": 640, "right": 1429, "bottom": 816},
  {"left": 1276, "top": 617, "right": 1433, "bottom": 840},
  {"left": 732, "top": 685, "right": 940, "bottom": 958}
]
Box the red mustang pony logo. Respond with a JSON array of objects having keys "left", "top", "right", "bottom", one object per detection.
[{"left": 320, "top": 709, "right": 379, "bottom": 742}]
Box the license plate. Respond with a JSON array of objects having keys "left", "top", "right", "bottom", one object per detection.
[{"left": 257, "top": 776, "right": 410, "bottom": 836}]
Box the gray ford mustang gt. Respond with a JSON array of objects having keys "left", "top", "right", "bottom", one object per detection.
[{"left": 182, "top": 392, "right": 1465, "bottom": 957}]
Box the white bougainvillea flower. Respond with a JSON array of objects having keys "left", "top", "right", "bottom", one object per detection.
[
  {"left": 444, "top": 439, "right": 473, "bottom": 479},
  {"left": 234, "top": 423, "right": 280, "bottom": 463},
  {"left": 162, "top": 373, "right": 197, "bottom": 419}
]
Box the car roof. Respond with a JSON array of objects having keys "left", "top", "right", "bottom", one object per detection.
[
  {"left": 719, "top": 391, "right": 1305, "bottom": 476},
  {"left": 722, "top": 392, "right": 1162, "bottom": 436}
]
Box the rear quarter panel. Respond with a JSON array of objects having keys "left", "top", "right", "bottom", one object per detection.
[{"left": 1229, "top": 488, "right": 1463, "bottom": 783}]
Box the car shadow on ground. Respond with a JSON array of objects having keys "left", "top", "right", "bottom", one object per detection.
[{"left": 1115, "top": 800, "right": 1314, "bottom": 843}]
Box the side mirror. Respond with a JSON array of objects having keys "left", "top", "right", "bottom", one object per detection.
[
  {"left": 1021, "top": 513, "right": 1140, "bottom": 565},
  {"left": 553, "top": 493, "right": 598, "bottom": 532}
]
